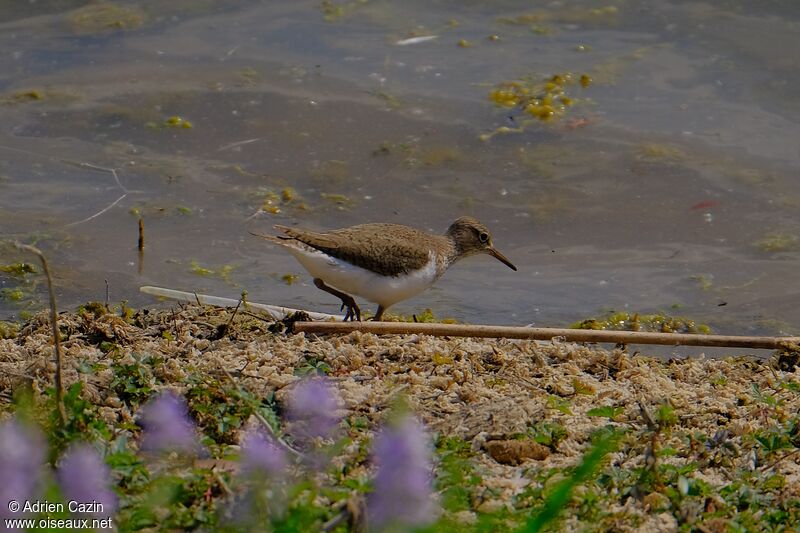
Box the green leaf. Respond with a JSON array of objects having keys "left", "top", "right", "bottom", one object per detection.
[
  {"left": 523, "top": 429, "right": 623, "bottom": 532},
  {"left": 586, "top": 405, "right": 624, "bottom": 420}
]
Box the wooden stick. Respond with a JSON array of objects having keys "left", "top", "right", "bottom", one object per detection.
[
  {"left": 137, "top": 218, "right": 144, "bottom": 251},
  {"left": 139, "top": 286, "right": 343, "bottom": 321},
  {"left": 13, "top": 242, "right": 67, "bottom": 423},
  {"left": 292, "top": 321, "right": 800, "bottom": 350}
]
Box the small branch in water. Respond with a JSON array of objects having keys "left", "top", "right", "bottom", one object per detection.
[
  {"left": 13, "top": 242, "right": 66, "bottom": 424},
  {"left": 63, "top": 162, "right": 130, "bottom": 227},
  {"left": 137, "top": 217, "right": 145, "bottom": 274},
  {"left": 137, "top": 218, "right": 144, "bottom": 251},
  {"left": 217, "top": 138, "right": 262, "bottom": 152},
  {"left": 64, "top": 192, "right": 127, "bottom": 227}
]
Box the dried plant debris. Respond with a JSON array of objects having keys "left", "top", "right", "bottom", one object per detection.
[{"left": 1, "top": 305, "right": 799, "bottom": 531}]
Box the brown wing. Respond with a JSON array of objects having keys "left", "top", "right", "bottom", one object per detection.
[
  {"left": 274, "top": 225, "right": 341, "bottom": 248},
  {"left": 276, "top": 223, "right": 431, "bottom": 277}
]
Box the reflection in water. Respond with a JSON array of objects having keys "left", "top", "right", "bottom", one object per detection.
[{"left": 1, "top": 1, "right": 799, "bottom": 339}]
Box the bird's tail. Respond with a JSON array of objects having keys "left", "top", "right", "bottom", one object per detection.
[{"left": 248, "top": 231, "right": 290, "bottom": 244}]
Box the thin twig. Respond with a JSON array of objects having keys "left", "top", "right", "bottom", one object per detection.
[
  {"left": 64, "top": 193, "right": 127, "bottom": 227},
  {"left": 69, "top": 161, "right": 128, "bottom": 191},
  {"left": 321, "top": 501, "right": 350, "bottom": 532},
  {"left": 223, "top": 292, "right": 245, "bottom": 338},
  {"left": 759, "top": 448, "right": 800, "bottom": 472},
  {"left": 139, "top": 285, "right": 343, "bottom": 321},
  {"left": 217, "top": 138, "right": 262, "bottom": 152},
  {"left": 62, "top": 162, "right": 129, "bottom": 227},
  {"left": 137, "top": 218, "right": 144, "bottom": 251},
  {"left": 171, "top": 308, "right": 180, "bottom": 340},
  {"left": 292, "top": 322, "right": 800, "bottom": 350},
  {"left": 13, "top": 242, "right": 66, "bottom": 423},
  {"left": 213, "top": 470, "right": 233, "bottom": 496},
  {"left": 219, "top": 367, "right": 305, "bottom": 459},
  {"left": 241, "top": 310, "right": 275, "bottom": 324}
]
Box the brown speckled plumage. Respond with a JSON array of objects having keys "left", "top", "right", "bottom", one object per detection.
[
  {"left": 256, "top": 216, "right": 517, "bottom": 321},
  {"left": 273, "top": 223, "right": 442, "bottom": 277}
]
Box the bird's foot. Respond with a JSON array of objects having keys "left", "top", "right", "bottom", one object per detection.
[
  {"left": 340, "top": 297, "right": 361, "bottom": 322},
  {"left": 369, "top": 306, "right": 385, "bottom": 322},
  {"left": 313, "top": 277, "right": 361, "bottom": 322}
]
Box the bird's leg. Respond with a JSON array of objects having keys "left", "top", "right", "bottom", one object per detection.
[
  {"left": 313, "top": 278, "right": 361, "bottom": 321},
  {"left": 371, "top": 305, "right": 386, "bottom": 322}
]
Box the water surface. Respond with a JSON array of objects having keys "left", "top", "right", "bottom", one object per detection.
[{"left": 1, "top": 0, "right": 799, "bottom": 344}]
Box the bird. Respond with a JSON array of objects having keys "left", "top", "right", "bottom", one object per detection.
[{"left": 253, "top": 216, "right": 517, "bottom": 321}]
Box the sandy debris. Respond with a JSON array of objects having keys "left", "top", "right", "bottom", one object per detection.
[{"left": 1, "top": 305, "right": 798, "bottom": 529}]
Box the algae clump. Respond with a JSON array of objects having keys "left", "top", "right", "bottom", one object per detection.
[
  {"left": 573, "top": 311, "right": 710, "bottom": 334},
  {"left": 69, "top": 3, "right": 145, "bottom": 33}
]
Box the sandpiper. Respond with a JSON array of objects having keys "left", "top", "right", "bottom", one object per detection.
[{"left": 254, "top": 216, "right": 517, "bottom": 321}]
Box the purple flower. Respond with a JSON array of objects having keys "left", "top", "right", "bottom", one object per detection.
[
  {"left": 0, "top": 419, "right": 45, "bottom": 520},
  {"left": 57, "top": 443, "right": 117, "bottom": 516},
  {"left": 240, "top": 429, "right": 287, "bottom": 477},
  {"left": 287, "top": 378, "right": 339, "bottom": 441},
  {"left": 230, "top": 429, "right": 290, "bottom": 526},
  {"left": 139, "top": 392, "right": 200, "bottom": 454},
  {"left": 367, "top": 416, "right": 436, "bottom": 531}
]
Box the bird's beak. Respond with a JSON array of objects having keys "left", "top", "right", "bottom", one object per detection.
[{"left": 488, "top": 247, "right": 517, "bottom": 271}]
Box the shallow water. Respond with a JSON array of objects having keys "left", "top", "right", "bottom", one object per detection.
[{"left": 1, "top": 0, "right": 799, "bottom": 339}]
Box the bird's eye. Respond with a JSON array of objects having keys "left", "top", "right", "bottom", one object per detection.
[{"left": 479, "top": 232, "right": 489, "bottom": 243}]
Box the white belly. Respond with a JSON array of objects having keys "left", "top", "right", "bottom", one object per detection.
[{"left": 285, "top": 246, "right": 438, "bottom": 308}]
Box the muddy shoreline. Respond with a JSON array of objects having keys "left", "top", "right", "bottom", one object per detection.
[{"left": 1, "top": 305, "right": 799, "bottom": 531}]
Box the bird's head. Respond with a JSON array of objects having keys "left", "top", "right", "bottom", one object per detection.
[{"left": 445, "top": 216, "right": 517, "bottom": 271}]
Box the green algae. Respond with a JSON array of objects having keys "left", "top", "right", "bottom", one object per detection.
[
  {"left": 367, "top": 90, "right": 403, "bottom": 109},
  {"left": 497, "top": 5, "right": 618, "bottom": 27},
  {"left": 5, "top": 89, "right": 43, "bottom": 103},
  {"left": 0, "top": 288, "right": 25, "bottom": 302},
  {"left": 0, "top": 321, "right": 18, "bottom": 339},
  {"left": 236, "top": 67, "right": 261, "bottom": 85},
  {"left": 1, "top": 88, "right": 81, "bottom": 106},
  {"left": 573, "top": 311, "right": 711, "bottom": 334},
  {"left": 123, "top": 203, "right": 189, "bottom": 219},
  {"left": 0, "top": 262, "right": 37, "bottom": 277},
  {"left": 382, "top": 308, "right": 458, "bottom": 324},
  {"left": 253, "top": 187, "right": 309, "bottom": 216},
  {"left": 318, "top": 0, "right": 371, "bottom": 21},
  {"left": 369, "top": 140, "right": 465, "bottom": 169},
  {"left": 281, "top": 274, "right": 300, "bottom": 286},
  {"left": 311, "top": 159, "right": 349, "bottom": 183},
  {"left": 636, "top": 143, "right": 687, "bottom": 163},
  {"left": 420, "top": 146, "right": 462, "bottom": 167},
  {"left": 68, "top": 3, "right": 146, "bottom": 33},
  {"left": 189, "top": 261, "right": 214, "bottom": 276},
  {"left": 484, "top": 72, "right": 591, "bottom": 139},
  {"left": 189, "top": 262, "right": 237, "bottom": 283},
  {"left": 164, "top": 115, "right": 193, "bottom": 129},
  {"left": 690, "top": 274, "right": 714, "bottom": 291},
  {"left": 517, "top": 142, "right": 610, "bottom": 181},
  {"left": 320, "top": 192, "right": 356, "bottom": 209},
  {"left": 0, "top": 274, "right": 41, "bottom": 312},
  {"left": 755, "top": 232, "right": 799, "bottom": 252}
]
